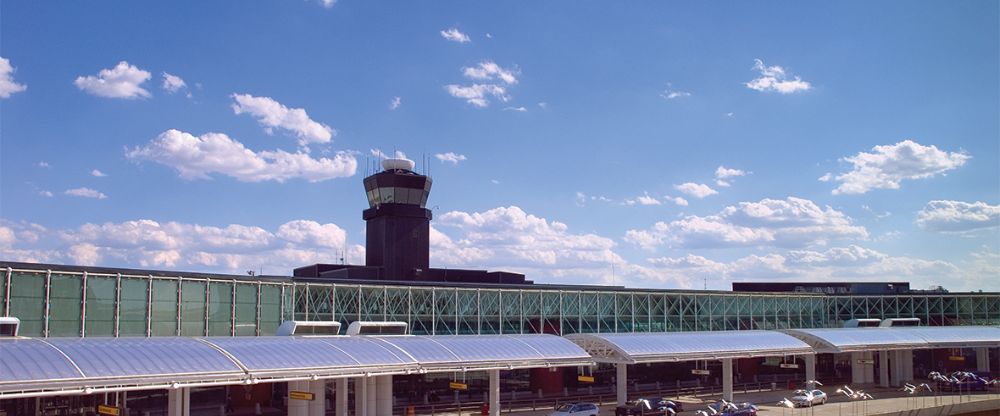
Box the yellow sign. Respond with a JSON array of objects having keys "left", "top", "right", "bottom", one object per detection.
[
  {"left": 289, "top": 391, "right": 316, "bottom": 401},
  {"left": 577, "top": 375, "right": 595, "bottom": 383},
  {"left": 856, "top": 359, "right": 874, "bottom": 365},
  {"left": 449, "top": 382, "right": 468, "bottom": 390},
  {"left": 97, "top": 405, "right": 121, "bottom": 416},
  {"left": 779, "top": 363, "right": 799, "bottom": 369},
  {"left": 949, "top": 356, "right": 965, "bottom": 361},
  {"left": 691, "top": 369, "right": 711, "bottom": 375}
]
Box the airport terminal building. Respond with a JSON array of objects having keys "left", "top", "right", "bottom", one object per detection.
[{"left": 2, "top": 160, "right": 999, "bottom": 415}]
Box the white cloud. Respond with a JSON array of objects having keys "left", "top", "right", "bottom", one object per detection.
[
  {"left": 445, "top": 83, "right": 509, "bottom": 107},
  {"left": 37, "top": 161, "right": 50, "bottom": 168},
  {"left": 434, "top": 152, "right": 467, "bottom": 164},
  {"left": 916, "top": 200, "right": 999, "bottom": 232},
  {"left": 714, "top": 165, "right": 750, "bottom": 187},
  {"left": 370, "top": 149, "right": 407, "bottom": 160},
  {"left": 390, "top": 96, "right": 401, "bottom": 110},
  {"left": 65, "top": 187, "right": 108, "bottom": 199},
  {"left": 625, "top": 196, "right": 868, "bottom": 250},
  {"left": 626, "top": 192, "right": 661, "bottom": 206},
  {"left": 440, "top": 28, "right": 471, "bottom": 43},
  {"left": 126, "top": 129, "right": 356, "bottom": 182},
  {"left": 491, "top": 179, "right": 500, "bottom": 185},
  {"left": 231, "top": 93, "right": 334, "bottom": 146},
  {"left": 462, "top": 61, "right": 518, "bottom": 84},
  {"left": 161, "top": 72, "right": 186, "bottom": 94},
  {"left": 674, "top": 182, "right": 718, "bottom": 199},
  {"left": 91, "top": 169, "right": 107, "bottom": 177},
  {"left": 503, "top": 106, "right": 527, "bottom": 112},
  {"left": 74, "top": 61, "right": 152, "bottom": 99},
  {"left": 661, "top": 90, "right": 691, "bottom": 100},
  {"left": 669, "top": 196, "right": 689, "bottom": 206},
  {"left": 0, "top": 56, "right": 27, "bottom": 98},
  {"left": 745, "top": 59, "right": 811, "bottom": 94},
  {"left": 319, "top": 0, "right": 336, "bottom": 8},
  {"left": 39, "top": 190, "right": 53, "bottom": 198},
  {"left": 826, "top": 140, "right": 969, "bottom": 195}
]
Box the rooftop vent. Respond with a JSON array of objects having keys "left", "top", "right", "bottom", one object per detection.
[
  {"left": 276, "top": 321, "right": 342, "bottom": 336},
  {"left": 346, "top": 321, "right": 408, "bottom": 336},
  {"left": 0, "top": 317, "right": 19, "bottom": 337},
  {"left": 844, "top": 318, "right": 882, "bottom": 328},
  {"left": 880, "top": 318, "right": 921, "bottom": 327}
]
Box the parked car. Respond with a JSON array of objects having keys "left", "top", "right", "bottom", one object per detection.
[
  {"left": 709, "top": 401, "right": 759, "bottom": 416},
  {"left": 790, "top": 389, "right": 827, "bottom": 407},
  {"left": 552, "top": 403, "right": 600, "bottom": 416},
  {"left": 616, "top": 398, "right": 679, "bottom": 416},
  {"left": 939, "top": 371, "right": 988, "bottom": 392}
]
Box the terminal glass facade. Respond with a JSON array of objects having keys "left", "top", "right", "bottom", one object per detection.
[{"left": 2, "top": 265, "right": 999, "bottom": 338}]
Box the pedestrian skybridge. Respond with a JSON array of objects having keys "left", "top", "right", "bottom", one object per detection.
[
  {"left": 0, "top": 334, "right": 591, "bottom": 398},
  {"left": 565, "top": 330, "right": 814, "bottom": 364},
  {"left": 782, "top": 326, "right": 1000, "bottom": 353}
]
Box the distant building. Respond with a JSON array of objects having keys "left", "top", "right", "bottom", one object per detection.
[{"left": 732, "top": 281, "right": 912, "bottom": 295}]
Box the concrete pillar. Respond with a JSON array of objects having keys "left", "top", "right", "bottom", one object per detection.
[
  {"left": 308, "top": 380, "right": 326, "bottom": 416},
  {"left": 366, "top": 377, "right": 377, "bottom": 416},
  {"left": 977, "top": 348, "right": 990, "bottom": 372},
  {"left": 851, "top": 352, "right": 864, "bottom": 384},
  {"left": 616, "top": 363, "right": 627, "bottom": 405},
  {"left": 355, "top": 378, "right": 368, "bottom": 416},
  {"left": 167, "top": 388, "right": 190, "bottom": 416},
  {"left": 288, "top": 381, "right": 309, "bottom": 416},
  {"left": 805, "top": 355, "right": 817, "bottom": 390},
  {"left": 902, "top": 350, "right": 914, "bottom": 382},
  {"left": 336, "top": 379, "right": 348, "bottom": 416},
  {"left": 489, "top": 369, "right": 500, "bottom": 416},
  {"left": 891, "top": 350, "right": 902, "bottom": 387},
  {"left": 879, "top": 350, "right": 890, "bottom": 388},
  {"left": 722, "top": 358, "right": 733, "bottom": 401},
  {"left": 376, "top": 376, "right": 392, "bottom": 416}
]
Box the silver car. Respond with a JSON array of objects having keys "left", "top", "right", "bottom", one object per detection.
[{"left": 790, "top": 389, "right": 827, "bottom": 407}]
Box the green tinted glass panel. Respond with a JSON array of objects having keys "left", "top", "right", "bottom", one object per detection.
[
  {"left": 259, "top": 285, "right": 282, "bottom": 336},
  {"left": 150, "top": 279, "right": 178, "bottom": 336},
  {"left": 1, "top": 270, "right": 6, "bottom": 316},
  {"left": 119, "top": 277, "right": 148, "bottom": 336},
  {"left": 208, "top": 282, "right": 233, "bottom": 336},
  {"left": 9, "top": 272, "right": 45, "bottom": 336},
  {"left": 180, "top": 281, "right": 206, "bottom": 336},
  {"left": 85, "top": 276, "right": 116, "bottom": 336},
  {"left": 48, "top": 274, "right": 81, "bottom": 337},
  {"left": 234, "top": 283, "right": 257, "bottom": 336}
]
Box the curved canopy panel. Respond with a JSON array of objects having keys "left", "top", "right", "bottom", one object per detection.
[
  {"left": 784, "top": 326, "right": 1000, "bottom": 353},
  {"left": 0, "top": 339, "right": 84, "bottom": 382},
  {"left": 374, "top": 335, "right": 591, "bottom": 370},
  {"left": 203, "top": 336, "right": 417, "bottom": 379},
  {"left": 565, "top": 331, "right": 813, "bottom": 364},
  {"left": 47, "top": 338, "right": 242, "bottom": 378}
]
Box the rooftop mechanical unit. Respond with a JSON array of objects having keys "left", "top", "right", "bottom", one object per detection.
[
  {"left": 880, "top": 318, "right": 921, "bottom": 327},
  {"left": 345, "top": 321, "right": 408, "bottom": 336},
  {"left": 0, "top": 317, "right": 19, "bottom": 337},
  {"left": 276, "top": 320, "right": 342, "bottom": 336},
  {"left": 844, "top": 318, "right": 882, "bottom": 328}
]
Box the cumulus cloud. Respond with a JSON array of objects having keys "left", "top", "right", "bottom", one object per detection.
[
  {"left": 624, "top": 192, "right": 661, "bottom": 206},
  {"left": 669, "top": 196, "right": 689, "bottom": 206},
  {"left": 916, "top": 200, "right": 999, "bottom": 232},
  {"left": 39, "top": 191, "right": 53, "bottom": 198},
  {"left": 390, "top": 96, "right": 401, "bottom": 110},
  {"left": 714, "top": 165, "right": 750, "bottom": 187},
  {"left": 625, "top": 196, "right": 868, "bottom": 250},
  {"left": 826, "top": 140, "right": 969, "bottom": 195},
  {"left": 0, "top": 219, "right": 363, "bottom": 274},
  {"left": 65, "top": 187, "right": 108, "bottom": 199},
  {"left": 674, "top": 182, "right": 718, "bottom": 199},
  {"left": 319, "top": 0, "right": 336, "bottom": 8},
  {"left": 126, "top": 129, "right": 356, "bottom": 182},
  {"left": 745, "top": 59, "right": 811, "bottom": 94},
  {"left": 74, "top": 61, "right": 152, "bottom": 99},
  {"left": 231, "top": 93, "right": 334, "bottom": 146},
  {"left": 0, "top": 56, "right": 27, "bottom": 98},
  {"left": 91, "top": 169, "right": 107, "bottom": 177},
  {"left": 161, "top": 72, "right": 187, "bottom": 94},
  {"left": 503, "top": 106, "right": 527, "bottom": 112},
  {"left": 446, "top": 61, "right": 519, "bottom": 107},
  {"left": 435, "top": 152, "right": 467, "bottom": 164},
  {"left": 440, "top": 28, "right": 471, "bottom": 43}
]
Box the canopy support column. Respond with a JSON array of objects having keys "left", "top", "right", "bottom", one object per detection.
[
  {"left": 367, "top": 377, "right": 377, "bottom": 416},
  {"left": 309, "top": 380, "right": 326, "bottom": 416},
  {"left": 891, "top": 350, "right": 902, "bottom": 387},
  {"left": 355, "top": 377, "right": 368, "bottom": 416},
  {"left": 336, "top": 378, "right": 348, "bottom": 416},
  {"left": 376, "top": 375, "right": 392, "bottom": 416},
  {"left": 879, "top": 350, "right": 889, "bottom": 387},
  {"left": 616, "top": 363, "right": 627, "bottom": 405},
  {"left": 722, "top": 358, "right": 733, "bottom": 401},
  {"left": 489, "top": 369, "right": 500, "bottom": 416},
  {"left": 805, "top": 355, "right": 816, "bottom": 390},
  {"left": 902, "top": 350, "right": 913, "bottom": 383},
  {"left": 288, "top": 380, "right": 308, "bottom": 416},
  {"left": 851, "top": 352, "right": 864, "bottom": 384},
  {"left": 977, "top": 348, "right": 990, "bottom": 372},
  {"left": 167, "top": 387, "right": 190, "bottom": 416}
]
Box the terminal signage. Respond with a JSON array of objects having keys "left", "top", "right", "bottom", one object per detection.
[
  {"left": 856, "top": 359, "right": 875, "bottom": 365},
  {"left": 96, "top": 405, "right": 121, "bottom": 416},
  {"left": 449, "top": 382, "right": 469, "bottom": 390},
  {"left": 779, "top": 363, "right": 799, "bottom": 369},
  {"left": 289, "top": 391, "right": 316, "bottom": 401},
  {"left": 949, "top": 356, "right": 965, "bottom": 361},
  {"left": 691, "top": 369, "right": 711, "bottom": 376},
  {"left": 577, "top": 375, "right": 596, "bottom": 383}
]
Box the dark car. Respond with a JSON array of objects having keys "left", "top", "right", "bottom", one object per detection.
[
  {"left": 709, "top": 401, "right": 758, "bottom": 416},
  {"left": 615, "top": 398, "right": 680, "bottom": 416},
  {"left": 939, "top": 371, "right": 987, "bottom": 392}
]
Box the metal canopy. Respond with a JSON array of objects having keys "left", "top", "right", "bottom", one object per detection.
[
  {"left": 565, "top": 331, "right": 814, "bottom": 364},
  {"left": 783, "top": 326, "right": 1000, "bottom": 353},
  {"left": 0, "top": 334, "right": 591, "bottom": 399}
]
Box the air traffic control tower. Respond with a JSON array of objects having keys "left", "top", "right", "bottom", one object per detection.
[{"left": 295, "top": 158, "right": 527, "bottom": 284}]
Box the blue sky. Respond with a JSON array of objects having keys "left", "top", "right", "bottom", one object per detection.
[{"left": 1, "top": 1, "right": 997, "bottom": 291}]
